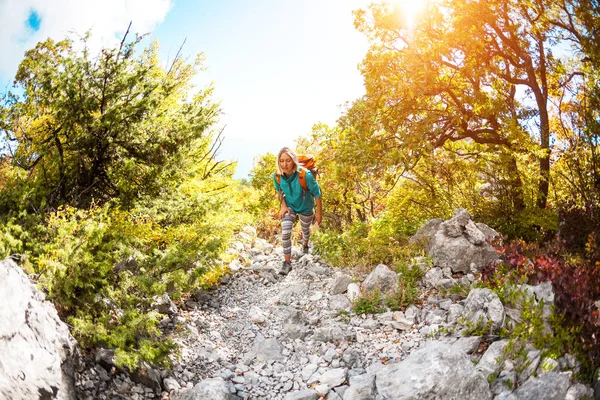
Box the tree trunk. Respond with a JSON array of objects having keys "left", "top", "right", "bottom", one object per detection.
[
  {"left": 506, "top": 154, "right": 526, "bottom": 212},
  {"left": 532, "top": 39, "right": 550, "bottom": 209}
]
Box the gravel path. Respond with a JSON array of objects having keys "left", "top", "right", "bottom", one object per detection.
[{"left": 75, "top": 233, "right": 446, "bottom": 400}]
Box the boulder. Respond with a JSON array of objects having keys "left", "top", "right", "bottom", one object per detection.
[
  {"left": 429, "top": 232, "right": 498, "bottom": 273},
  {"left": 319, "top": 368, "right": 346, "bottom": 388},
  {"left": 171, "top": 377, "right": 237, "bottom": 400},
  {"left": 247, "top": 335, "right": 286, "bottom": 363},
  {"left": 409, "top": 219, "right": 444, "bottom": 252},
  {"left": 347, "top": 283, "right": 360, "bottom": 302},
  {"left": 313, "top": 324, "right": 356, "bottom": 343},
  {"left": 283, "top": 390, "right": 319, "bottom": 400},
  {"left": 277, "top": 283, "right": 309, "bottom": 305},
  {"left": 150, "top": 293, "right": 179, "bottom": 315},
  {"left": 343, "top": 373, "right": 375, "bottom": 399},
  {"left": 476, "top": 223, "right": 500, "bottom": 242},
  {"left": 130, "top": 362, "right": 162, "bottom": 392},
  {"left": 565, "top": 383, "right": 595, "bottom": 400},
  {"left": 328, "top": 294, "right": 351, "bottom": 311},
  {"left": 463, "top": 288, "right": 505, "bottom": 330},
  {"left": 0, "top": 259, "right": 78, "bottom": 400},
  {"left": 503, "top": 371, "right": 570, "bottom": 400},
  {"left": 410, "top": 209, "right": 499, "bottom": 273},
  {"left": 452, "top": 336, "right": 482, "bottom": 355},
  {"left": 506, "top": 283, "right": 555, "bottom": 334},
  {"left": 362, "top": 264, "right": 398, "bottom": 294},
  {"left": 465, "top": 220, "right": 486, "bottom": 245},
  {"left": 283, "top": 310, "right": 310, "bottom": 340},
  {"left": 476, "top": 339, "right": 509, "bottom": 379},
  {"left": 375, "top": 341, "right": 492, "bottom": 399},
  {"left": 330, "top": 274, "right": 353, "bottom": 295}
]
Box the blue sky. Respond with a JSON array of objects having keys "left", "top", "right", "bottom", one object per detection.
[{"left": 0, "top": 0, "right": 371, "bottom": 179}]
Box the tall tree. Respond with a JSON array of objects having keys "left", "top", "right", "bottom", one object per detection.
[
  {"left": 348, "top": 0, "right": 580, "bottom": 210},
  {"left": 550, "top": 0, "right": 600, "bottom": 206},
  {"left": 297, "top": 124, "right": 389, "bottom": 230}
]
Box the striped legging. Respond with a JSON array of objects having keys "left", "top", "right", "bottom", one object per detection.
[{"left": 282, "top": 210, "right": 314, "bottom": 256}]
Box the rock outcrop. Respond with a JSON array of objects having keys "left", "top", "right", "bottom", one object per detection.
[
  {"left": 0, "top": 259, "right": 78, "bottom": 400},
  {"left": 375, "top": 341, "right": 492, "bottom": 399},
  {"left": 410, "top": 208, "right": 500, "bottom": 273}
]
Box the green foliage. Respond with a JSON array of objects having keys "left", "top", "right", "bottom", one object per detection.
[
  {"left": 0, "top": 31, "right": 253, "bottom": 369},
  {"left": 492, "top": 207, "right": 558, "bottom": 244},
  {"left": 249, "top": 153, "right": 277, "bottom": 192},
  {"left": 352, "top": 263, "right": 423, "bottom": 314},
  {"left": 460, "top": 315, "right": 494, "bottom": 337},
  {"left": 485, "top": 286, "right": 586, "bottom": 381},
  {"left": 1, "top": 33, "right": 220, "bottom": 210},
  {"left": 384, "top": 282, "right": 418, "bottom": 311},
  {"left": 71, "top": 310, "right": 177, "bottom": 370},
  {"left": 0, "top": 158, "right": 36, "bottom": 214},
  {"left": 313, "top": 216, "right": 423, "bottom": 269},
  {"left": 352, "top": 289, "right": 385, "bottom": 315},
  {"left": 385, "top": 263, "right": 424, "bottom": 310},
  {"left": 0, "top": 212, "right": 45, "bottom": 273},
  {"left": 313, "top": 221, "right": 371, "bottom": 267},
  {"left": 438, "top": 281, "right": 472, "bottom": 300},
  {"left": 248, "top": 153, "right": 280, "bottom": 241},
  {"left": 33, "top": 173, "right": 247, "bottom": 368},
  {"left": 501, "top": 288, "right": 553, "bottom": 350},
  {"left": 0, "top": 219, "right": 28, "bottom": 260},
  {"left": 394, "top": 261, "right": 426, "bottom": 283}
]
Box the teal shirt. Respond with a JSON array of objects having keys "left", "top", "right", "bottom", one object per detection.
[{"left": 274, "top": 169, "right": 322, "bottom": 215}]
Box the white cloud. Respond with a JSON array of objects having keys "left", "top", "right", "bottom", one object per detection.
[{"left": 0, "top": 0, "right": 172, "bottom": 80}]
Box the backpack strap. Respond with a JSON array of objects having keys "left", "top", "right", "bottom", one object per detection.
[
  {"left": 277, "top": 169, "right": 309, "bottom": 192},
  {"left": 298, "top": 168, "right": 308, "bottom": 192}
]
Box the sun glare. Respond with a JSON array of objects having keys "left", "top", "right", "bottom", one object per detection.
[{"left": 395, "top": 0, "right": 428, "bottom": 31}]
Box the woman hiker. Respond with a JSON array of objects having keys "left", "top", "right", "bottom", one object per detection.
[{"left": 274, "top": 147, "right": 322, "bottom": 275}]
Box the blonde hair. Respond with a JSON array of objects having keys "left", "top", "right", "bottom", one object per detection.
[{"left": 276, "top": 147, "right": 299, "bottom": 175}]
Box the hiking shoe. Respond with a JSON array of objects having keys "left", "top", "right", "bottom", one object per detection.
[
  {"left": 302, "top": 245, "right": 309, "bottom": 255},
  {"left": 279, "top": 261, "right": 292, "bottom": 275}
]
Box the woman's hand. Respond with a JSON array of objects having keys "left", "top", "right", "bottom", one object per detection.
[
  {"left": 314, "top": 197, "right": 323, "bottom": 225},
  {"left": 279, "top": 203, "right": 290, "bottom": 219},
  {"left": 314, "top": 212, "right": 322, "bottom": 225}
]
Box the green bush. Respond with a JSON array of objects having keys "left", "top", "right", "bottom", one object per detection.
[
  {"left": 385, "top": 262, "right": 425, "bottom": 309},
  {"left": 313, "top": 213, "right": 423, "bottom": 269},
  {"left": 487, "top": 207, "right": 558, "bottom": 244},
  {"left": 30, "top": 175, "right": 249, "bottom": 369},
  {"left": 0, "top": 31, "right": 255, "bottom": 370},
  {"left": 0, "top": 212, "right": 45, "bottom": 273},
  {"left": 352, "top": 289, "right": 385, "bottom": 314}
]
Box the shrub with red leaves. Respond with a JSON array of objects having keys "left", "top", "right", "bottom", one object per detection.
[{"left": 482, "top": 237, "right": 600, "bottom": 378}]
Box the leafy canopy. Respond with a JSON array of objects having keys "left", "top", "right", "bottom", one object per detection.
[{"left": 1, "top": 31, "right": 220, "bottom": 211}]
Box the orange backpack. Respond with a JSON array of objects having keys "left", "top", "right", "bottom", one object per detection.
[{"left": 276, "top": 154, "right": 318, "bottom": 192}]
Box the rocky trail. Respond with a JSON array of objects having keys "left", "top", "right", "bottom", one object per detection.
[
  {"left": 74, "top": 222, "right": 596, "bottom": 400},
  {"left": 3, "top": 210, "right": 598, "bottom": 400},
  {"left": 77, "top": 228, "right": 434, "bottom": 400}
]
